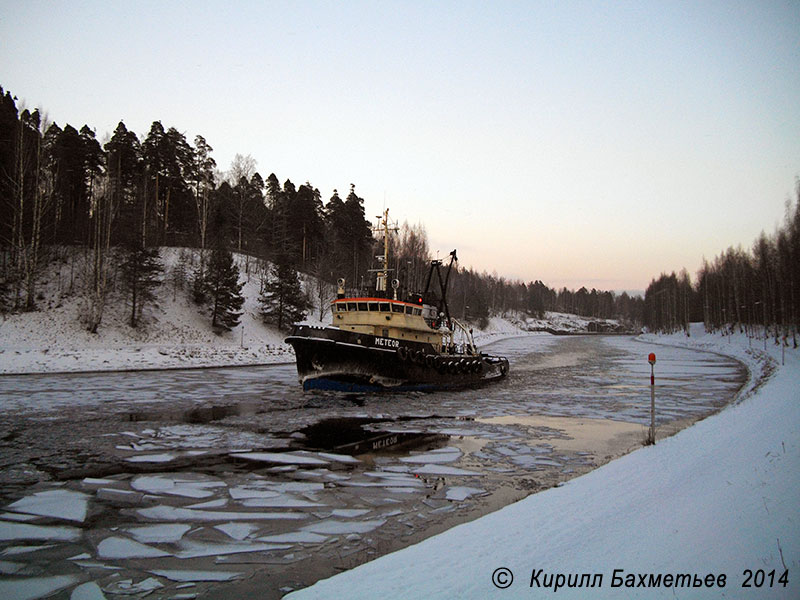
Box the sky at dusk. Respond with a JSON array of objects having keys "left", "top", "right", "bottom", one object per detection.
[{"left": 2, "top": 0, "right": 798, "bottom": 293}]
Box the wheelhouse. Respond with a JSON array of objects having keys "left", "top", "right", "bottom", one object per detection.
[{"left": 331, "top": 297, "right": 441, "bottom": 344}]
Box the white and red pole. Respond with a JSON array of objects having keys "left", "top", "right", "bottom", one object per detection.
[{"left": 648, "top": 352, "right": 657, "bottom": 443}]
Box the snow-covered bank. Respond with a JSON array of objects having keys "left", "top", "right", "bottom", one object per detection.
[
  {"left": 0, "top": 249, "right": 538, "bottom": 375},
  {"left": 0, "top": 312, "right": 530, "bottom": 375},
  {"left": 286, "top": 327, "right": 799, "bottom": 599}
]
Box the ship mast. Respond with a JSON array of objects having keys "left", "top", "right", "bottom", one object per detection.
[{"left": 372, "top": 208, "right": 398, "bottom": 297}]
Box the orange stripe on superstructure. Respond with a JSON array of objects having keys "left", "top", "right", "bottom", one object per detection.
[{"left": 330, "top": 298, "right": 422, "bottom": 308}]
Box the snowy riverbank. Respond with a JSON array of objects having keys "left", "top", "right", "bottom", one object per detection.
[
  {"left": 285, "top": 326, "right": 799, "bottom": 599},
  {"left": 0, "top": 314, "right": 533, "bottom": 376},
  {"left": 0, "top": 247, "right": 612, "bottom": 375}
]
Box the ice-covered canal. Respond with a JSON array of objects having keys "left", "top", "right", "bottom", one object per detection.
[{"left": 0, "top": 334, "right": 746, "bottom": 599}]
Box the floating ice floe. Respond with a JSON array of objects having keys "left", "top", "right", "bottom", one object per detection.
[
  {"left": 316, "top": 452, "right": 361, "bottom": 464},
  {"left": 150, "top": 569, "right": 243, "bottom": 582},
  {"left": 96, "top": 488, "right": 147, "bottom": 505},
  {"left": 0, "top": 559, "right": 26, "bottom": 574},
  {"left": 0, "top": 521, "right": 81, "bottom": 542},
  {"left": 214, "top": 522, "right": 260, "bottom": 541},
  {"left": 228, "top": 487, "right": 281, "bottom": 500},
  {"left": 345, "top": 474, "right": 424, "bottom": 488},
  {"left": 301, "top": 519, "right": 386, "bottom": 535},
  {"left": 103, "top": 577, "right": 163, "bottom": 595},
  {"left": 256, "top": 531, "right": 328, "bottom": 544},
  {"left": 186, "top": 498, "right": 228, "bottom": 509},
  {"left": 81, "top": 478, "right": 117, "bottom": 487},
  {"left": 0, "top": 512, "right": 39, "bottom": 522},
  {"left": 267, "top": 482, "right": 325, "bottom": 493},
  {"left": 230, "top": 452, "right": 329, "bottom": 465},
  {"left": 97, "top": 536, "right": 171, "bottom": 559},
  {"left": 0, "top": 574, "right": 81, "bottom": 600},
  {"left": 124, "top": 523, "right": 192, "bottom": 544},
  {"left": 131, "top": 474, "right": 226, "bottom": 498},
  {"left": 399, "top": 447, "right": 462, "bottom": 464},
  {"left": 1, "top": 544, "right": 56, "bottom": 556},
  {"left": 70, "top": 581, "right": 107, "bottom": 600},
  {"left": 330, "top": 509, "right": 371, "bottom": 518},
  {"left": 411, "top": 465, "right": 481, "bottom": 476},
  {"left": 240, "top": 496, "right": 326, "bottom": 509},
  {"left": 137, "top": 505, "right": 309, "bottom": 522},
  {"left": 5, "top": 489, "right": 90, "bottom": 523},
  {"left": 175, "top": 539, "right": 290, "bottom": 558},
  {"left": 124, "top": 453, "right": 176, "bottom": 463},
  {"left": 445, "top": 486, "right": 486, "bottom": 501}
]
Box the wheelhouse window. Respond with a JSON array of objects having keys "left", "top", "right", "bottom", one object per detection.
[
  {"left": 358, "top": 302, "right": 368, "bottom": 311},
  {"left": 392, "top": 303, "right": 404, "bottom": 313},
  {"left": 379, "top": 303, "right": 390, "bottom": 312},
  {"left": 405, "top": 305, "right": 413, "bottom": 315},
  {"left": 347, "top": 302, "right": 357, "bottom": 311},
  {"left": 368, "top": 302, "right": 379, "bottom": 312},
  {"left": 336, "top": 303, "right": 347, "bottom": 312},
  {"left": 413, "top": 308, "right": 422, "bottom": 316}
]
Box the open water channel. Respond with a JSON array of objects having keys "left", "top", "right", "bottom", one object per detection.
[{"left": 0, "top": 334, "right": 746, "bottom": 599}]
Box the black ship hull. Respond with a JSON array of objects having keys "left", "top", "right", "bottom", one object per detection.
[{"left": 285, "top": 324, "right": 509, "bottom": 392}]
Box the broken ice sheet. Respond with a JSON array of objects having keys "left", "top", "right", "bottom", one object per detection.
[
  {"left": 228, "top": 487, "right": 280, "bottom": 500},
  {"left": 0, "top": 512, "right": 40, "bottom": 522},
  {"left": 400, "top": 447, "right": 462, "bottom": 464},
  {"left": 256, "top": 531, "right": 328, "bottom": 544},
  {"left": 70, "top": 581, "right": 107, "bottom": 600},
  {"left": 1, "top": 544, "right": 56, "bottom": 556},
  {"left": 0, "top": 521, "right": 81, "bottom": 542},
  {"left": 5, "top": 489, "right": 90, "bottom": 523},
  {"left": 231, "top": 452, "right": 329, "bottom": 465},
  {"left": 81, "top": 478, "right": 117, "bottom": 487},
  {"left": 0, "top": 575, "right": 81, "bottom": 600},
  {"left": 214, "top": 522, "right": 260, "bottom": 541},
  {"left": 97, "top": 536, "right": 171, "bottom": 559},
  {"left": 0, "top": 560, "right": 26, "bottom": 574},
  {"left": 124, "top": 453, "right": 176, "bottom": 463},
  {"left": 131, "top": 474, "right": 226, "bottom": 499},
  {"left": 240, "top": 496, "right": 326, "bottom": 509},
  {"left": 445, "top": 486, "right": 486, "bottom": 501},
  {"left": 103, "top": 577, "right": 163, "bottom": 595},
  {"left": 123, "top": 523, "right": 192, "bottom": 544},
  {"left": 150, "top": 569, "right": 243, "bottom": 582},
  {"left": 301, "top": 519, "right": 386, "bottom": 535},
  {"left": 137, "top": 505, "right": 309, "bottom": 522},
  {"left": 316, "top": 452, "right": 361, "bottom": 464},
  {"left": 185, "top": 498, "right": 228, "bottom": 509},
  {"left": 412, "top": 465, "right": 481, "bottom": 476},
  {"left": 330, "top": 509, "right": 370, "bottom": 518},
  {"left": 175, "top": 539, "right": 290, "bottom": 558},
  {"left": 267, "top": 482, "right": 325, "bottom": 493}
]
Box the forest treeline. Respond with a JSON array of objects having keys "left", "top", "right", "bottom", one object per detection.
[
  {"left": 0, "top": 85, "right": 645, "bottom": 332},
  {"left": 644, "top": 180, "right": 800, "bottom": 347},
  {"left": 5, "top": 84, "right": 795, "bottom": 340}
]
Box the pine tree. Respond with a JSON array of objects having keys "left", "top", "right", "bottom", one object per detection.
[
  {"left": 206, "top": 247, "right": 244, "bottom": 331},
  {"left": 120, "top": 245, "right": 163, "bottom": 327},
  {"left": 259, "top": 255, "right": 309, "bottom": 332}
]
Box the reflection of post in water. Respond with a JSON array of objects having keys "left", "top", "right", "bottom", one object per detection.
[{"left": 647, "top": 353, "right": 656, "bottom": 445}]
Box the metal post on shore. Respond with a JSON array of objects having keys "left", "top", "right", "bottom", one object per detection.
[{"left": 648, "top": 352, "right": 657, "bottom": 444}]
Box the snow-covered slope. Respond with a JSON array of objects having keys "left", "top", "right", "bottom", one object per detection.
[
  {"left": 0, "top": 248, "right": 535, "bottom": 375},
  {"left": 285, "top": 326, "right": 799, "bottom": 599},
  {"left": 0, "top": 248, "right": 293, "bottom": 373}
]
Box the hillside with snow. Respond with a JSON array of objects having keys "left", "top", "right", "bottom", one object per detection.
[{"left": 0, "top": 248, "right": 599, "bottom": 375}]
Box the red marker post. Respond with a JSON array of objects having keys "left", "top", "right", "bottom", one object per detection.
[{"left": 648, "top": 353, "right": 656, "bottom": 444}]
